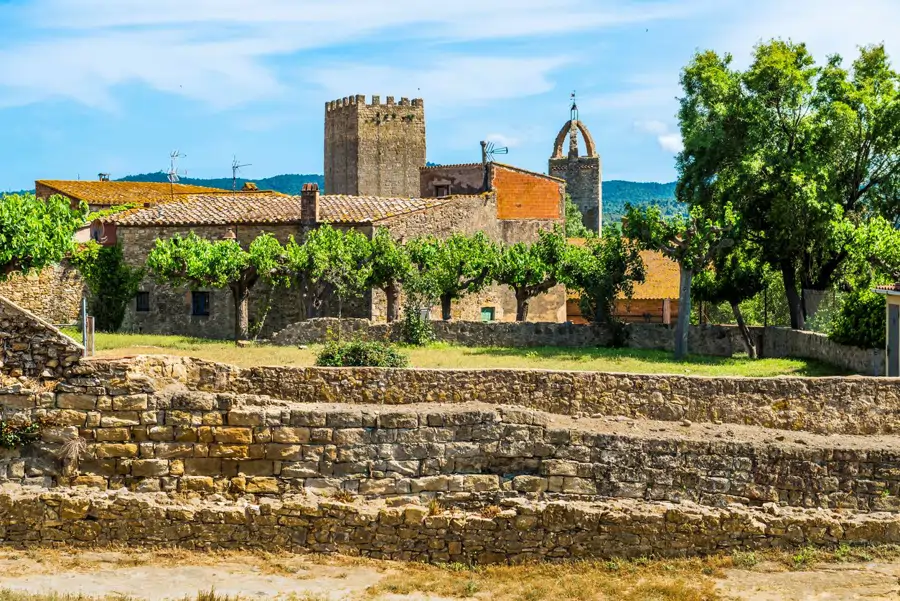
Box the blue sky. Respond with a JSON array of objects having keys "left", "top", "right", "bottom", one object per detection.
[{"left": 1, "top": 0, "right": 899, "bottom": 191}]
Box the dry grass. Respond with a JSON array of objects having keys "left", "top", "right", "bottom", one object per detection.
[
  {"left": 65, "top": 330, "right": 844, "bottom": 377},
  {"left": 365, "top": 556, "right": 727, "bottom": 601},
  {"left": 2, "top": 544, "right": 900, "bottom": 601}
]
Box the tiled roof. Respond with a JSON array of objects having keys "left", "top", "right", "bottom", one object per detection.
[
  {"left": 37, "top": 180, "right": 226, "bottom": 206},
  {"left": 324, "top": 194, "right": 453, "bottom": 223},
  {"left": 108, "top": 192, "right": 457, "bottom": 226},
  {"left": 420, "top": 163, "right": 482, "bottom": 170},
  {"left": 567, "top": 239, "right": 680, "bottom": 300},
  {"left": 876, "top": 284, "right": 900, "bottom": 291}
]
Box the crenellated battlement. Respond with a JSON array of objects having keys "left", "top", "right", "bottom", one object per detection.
[{"left": 326, "top": 94, "right": 424, "bottom": 111}]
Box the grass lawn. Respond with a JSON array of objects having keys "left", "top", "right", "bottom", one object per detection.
[{"left": 63, "top": 330, "right": 846, "bottom": 377}]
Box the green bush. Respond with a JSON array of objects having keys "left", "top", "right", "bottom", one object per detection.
[
  {"left": 828, "top": 289, "right": 885, "bottom": 349},
  {"left": 315, "top": 340, "right": 409, "bottom": 368},
  {"left": 71, "top": 242, "right": 144, "bottom": 332},
  {"left": 398, "top": 303, "right": 434, "bottom": 346}
]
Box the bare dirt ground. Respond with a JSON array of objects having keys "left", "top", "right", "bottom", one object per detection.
[{"left": 0, "top": 548, "right": 899, "bottom": 601}]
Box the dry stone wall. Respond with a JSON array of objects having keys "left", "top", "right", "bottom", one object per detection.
[
  {"left": 272, "top": 318, "right": 736, "bottom": 357},
  {"left": 6, "top": 489, "right": 900, "bottom": 562},
  {"left": 81, "top": 356, "right": 900, "bottom": 436},
  {"left": 0, "top": 263, "right": 84, "bottom": 325},
  {"left": 9, "top": 392, "right": 900, "bottom": 513},
  {"left": 0, "top": 296, "right": 83, "bottom": 378}
]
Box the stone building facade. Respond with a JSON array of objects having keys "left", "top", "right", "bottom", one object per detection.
[
  {"left": 548, "top": 102, "right": 602, "bottom": 234},
  {"left": 324, "top": 95, "right": 426, "bottom": 198}
]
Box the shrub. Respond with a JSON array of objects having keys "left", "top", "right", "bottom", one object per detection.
[
  {"left": 315, "top": 340, "right": 409, "bottom": 368},
  {"left": 828, "top": 289, "right": 885, "bottom": 349},
  {"left": 71, "top": 242, "right": 144, "bottom": 332},
  {"left": 0, "top": 420, "right": 41, "bottom": 449},
  {"left": 398, "top": 303, "right": 435, "bottom": 346}
]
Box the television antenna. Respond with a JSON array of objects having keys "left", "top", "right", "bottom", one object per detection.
[
  {"left": 166, "top": 150, "right": 187, "bottom": 200},
  {"left": 480, "top": 140, "right": 509, "bottom": 166},
  {"left": 231, "top": 156, "right": 251, "bottom": 194}
]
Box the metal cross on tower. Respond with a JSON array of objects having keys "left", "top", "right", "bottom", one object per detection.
[{"left": 570, "top": 90, "right": 579, "bottom": 122}]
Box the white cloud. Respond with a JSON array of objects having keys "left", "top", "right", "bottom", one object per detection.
[
  {"left": 309, "top": 56, "right": 571, "bottom": 111},
  {"left": 633, "top": 119, "right": 682, "bottom": 154},
  {"left": 0, "top": 0, "right": 709, "bottom": 110},
  {"left": 634, "top": 120, "right": 669, "bottom": 135},
  {"left": 714, "top": 0, "right": 900, "bottom": 66},
  {"left": 484, "top": 133, "right": 521, "bottom": 148},
  {"left": 657, "top": 133, "right": 684, "bottom": 153}
]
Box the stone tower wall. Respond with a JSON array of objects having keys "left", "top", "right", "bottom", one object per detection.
[
  {"left": 324, "top": 95, "right": 426, "bottom": 197},
  {"left": 549, "top": 156, "right": 602, "bottom": 232}
]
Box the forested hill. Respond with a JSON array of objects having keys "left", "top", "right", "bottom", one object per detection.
[
  {"left": 6, "top": 173, "right": 683, "bottom": 224},
  {"left": 117, "top": 172, "right": 325, "bottom": 195},
  {"left": 602, "top": 180, "right": 682, "bottom": 225}
]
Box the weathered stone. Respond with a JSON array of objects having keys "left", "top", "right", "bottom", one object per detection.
[{"left": 214, "top": 428, "right": 253, "bottom": 444}]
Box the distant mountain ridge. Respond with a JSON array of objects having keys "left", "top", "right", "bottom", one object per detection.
[{"left": 6, "top": 172, "right": 683, "bottom": 224}]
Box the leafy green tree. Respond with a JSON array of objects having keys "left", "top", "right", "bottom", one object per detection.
[
  {"left": 624, "top": 204, "right": 733, "bottom": 359},
  {"left": 693, "top": 239, "right": 768, "bottom": 357},
  {"left": 829, "top": 289, "right": 885, "bottom": 349},
  {"left": 407, "top": 232, "right": 498, "bottom": 321},
  {"left": 146, "top": 232, "right": 285, "bottom": 342},
  {"left": 70, "top": 242, "right": 144, "bottom": 332},
  {"left": 0, "top": 192, "right": 86, "bottom": 278},
  {"left": 367, "top": 228, "right": 412, "bottom": 322},
  {"left": 677, "top": 40, "right": 900, "bottom": 330},
  {"left": 494, "top": 227, "right": 568, "bottom": 321},
  {"left": 562, "top": 225, "right": 645, "bottom": 327},
  {"left": 285, "top": 224, "right": 372, "bottom": 321},
  {"left": 564, "top": 195, "right": 594, "bottom": 238}
]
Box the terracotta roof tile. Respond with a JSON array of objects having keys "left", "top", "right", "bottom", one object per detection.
[
  {"left": 37, "top": 180, "right": 226, "bottom": 206},
  {"left": 107, "top": 193, "right": 460, "bottom": 226}
]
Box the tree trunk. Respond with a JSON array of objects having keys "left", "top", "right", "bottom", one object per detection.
[
  {"left": 231, "top": 283, "right": 250, "bottom": 343},
  {"left": 385, "top": 283, "right": 399, "bottom": 323},
  {"left": 515, "top": 290, "right": 530, "bottom": 322},
  {"left": 731, "top": 301, "right": 757, "bottom": 359},
  {"left": 441, "top": 295, "right": 453, "bottom": 321},
  {"left": 674, "top": 266, "right": 692, "bottom": 361},
  {"left": 781, "top": 261, "right": 805, "bottom": 330}
]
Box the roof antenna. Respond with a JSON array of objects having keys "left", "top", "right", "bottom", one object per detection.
[
  {"left": 480, "top": 140, "right": 509, "bottom": 191},
  {"left": 166, "top": 150, "right": 186, "bottom": 201},
  {"left": 231, "top": 156, "right": 251, "bottom": 194}
]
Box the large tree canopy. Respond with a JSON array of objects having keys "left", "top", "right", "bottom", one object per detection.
[
  {"left": 677, "top": 40, "right": 900, "bottom": 330},
  {"left": 0, "top": 193, "right": 86, "bottom": 279}
]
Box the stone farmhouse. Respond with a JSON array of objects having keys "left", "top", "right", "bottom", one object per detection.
[{"left": 4, "top": 93, "right": 679, "bottom": 336}]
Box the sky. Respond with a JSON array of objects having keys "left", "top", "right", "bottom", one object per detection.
[{"left": 1, "top": 0, "right": 899, "bottom": 191}]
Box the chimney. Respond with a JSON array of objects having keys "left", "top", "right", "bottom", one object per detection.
[
  {"left": 98, "top": 173, "right": 110, "bottom": 181},
  {"left": 301, "top": 183, "right": 319, "bottom": 224},
  {"left": 242, "top": 182, "right": 258, "bottom": 191}
]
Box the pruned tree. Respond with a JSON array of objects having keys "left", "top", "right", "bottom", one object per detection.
[
  {"left": 367, "top": 228, "right": 412, "bottom": 322},
  {"left": 624, "top": 204, "right": 733, "bottom": 359},
  {"left": 406, "top": 232, "right": 498, "bottom": 321},
  {"left": 562, "top": 224, "right": 645, "bottom": 327},
  {"left": 285, "top": 224, "right": 372, "bottom": 322},
  {"left": 146, "top": 232, "right": 286, "bottom": 342},
  {"left": 494, "top": 226, "right": 568, "bottom": 321},
  {"left": 0, "top": 192, "right": 86, "bottom": 278}
]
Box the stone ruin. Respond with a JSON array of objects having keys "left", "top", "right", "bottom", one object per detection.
[{"left": 0, "top": 350, "right": 899, "bottom": 563}]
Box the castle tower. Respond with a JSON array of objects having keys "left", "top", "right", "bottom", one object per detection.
[
  {"left": 548, "top": 96, "right": 602, "bottom": 234},
  {"left": 324, "top": 95, "right": 426, "bottom": 198}
]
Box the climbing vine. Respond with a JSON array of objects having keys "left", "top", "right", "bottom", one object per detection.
[{"left": 70, "top": 241, "right": 145, "bottom": 332}]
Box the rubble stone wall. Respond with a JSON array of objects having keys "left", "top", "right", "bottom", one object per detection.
[
  {"left": 77, "top": 356, "right": 900, "bottom": 436},
  {"left": 0, "top": 295, "right": 83, "bottom": 378},
  {"left": 271, "top": 318, "right": 735, "bottom": 357},
  {"left": 4, "top": 489, "right": 900, "bottom": 562}
]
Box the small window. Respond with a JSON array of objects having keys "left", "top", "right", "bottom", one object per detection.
[
  {"left": 435, "top": 184, "right": 450, "bottom": 197},
  {"left": 480, "top": 307, "right": 495, "bottom": 322},
  {"left": 135, "top": 291, "right": 150, "bottom": 312},
  {"left": 191, "top": 291, "right": 210, "bottom": 317}
]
